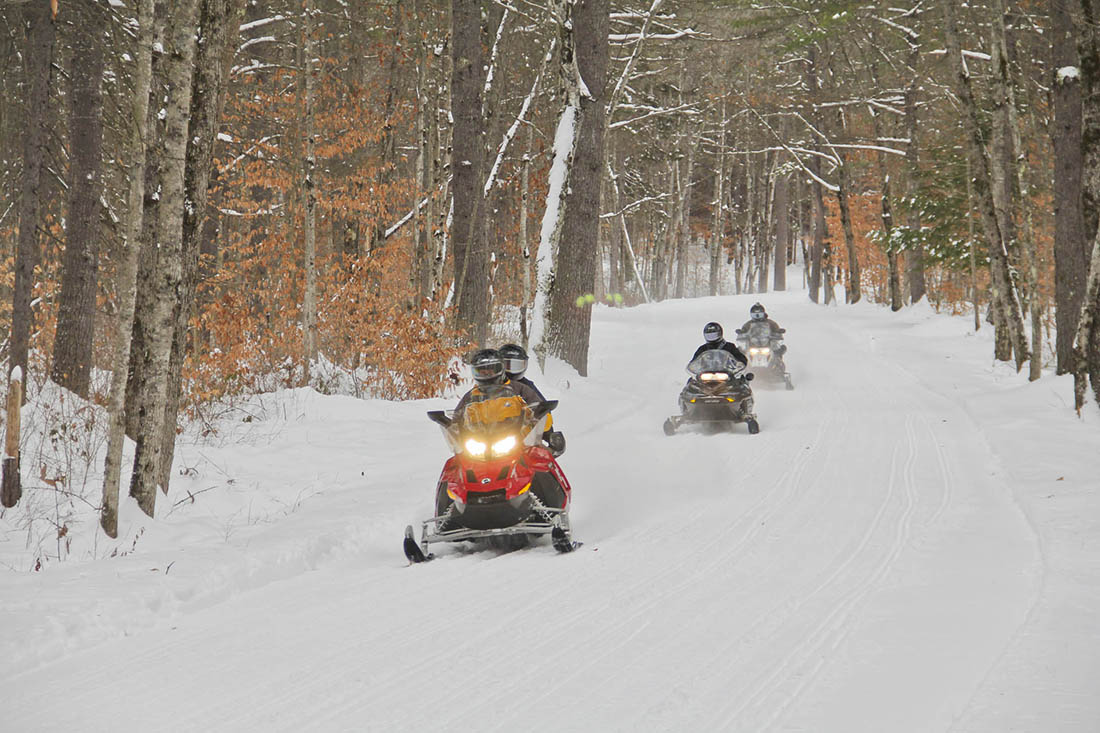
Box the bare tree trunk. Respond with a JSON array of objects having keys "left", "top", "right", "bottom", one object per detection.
[
  {"left": 874, "top": 133, "right": 902, "bottom": 311},
  {"left": 773, "top": 160, "right": 788, "bottom": 292},
  {"left": 994, "top": 0, "right": 1041, "bottom": 380},
  {"left": 868, "top": 96, "right": 902, "bottom": 312},
  {"left": 1053, "top": 0, "right": 1088, "bottom": 373},
  {"left": 412, "top": 21, "right": 432, "bottom": 304},
  {"left": 531, "top": 0, "right": 584, "bottom": 353},
  {"left": 158, "top": 0, "right": 246, "bottom": 492},
  {"left": 835, "top": 155, "right": 858, "bottom": 303},
  {"left": 519, "top": 123, "right": 533, "bottom": 345},
  {"left": 904, "top": 44, "right": 927, "bottom": 303},
  {"left": 712, "top": 100, "right": 727, "bottom": 296},
  {"left": 125, "top": 2, "right": 170, "bottom": 440},
  {"left": 806, "top": 50, "right": 824, "bottom": 303},
  {"left": 1074, "top": 0, "right": 1100, "bottom": 408},
  {"left": 302, "top": 0, "right": 318, "bottom": 381},
  {"left": 52, "top": 0, "right": 106, "bottom": 399},
  {"left": 943, "top": 0, "right": 1028, "bottom": 370},
  {"left": 102, "top": 0, "right": 156, "bottom": 537},
  {"left": 988, "top": 0, "right": 1020, "bottom": 363},
  {"left": 543, "top": 0, "right": 608, "bottom": 375},
  {"left": 675, "top": 126, "right": 696, "bottom": 299},
  {"left": 757, "top": 155, "right": 774, "bottom": 294},
  {"left": 605, "top": 137, "right": 621, "bottom": 298},
  {"left": 129, "top": 0, "right": 200, "bottom": 517},
  {"left": 745, "top": 153, "right": 757, "bottom": 293},
  {"left": 810, "top": 170, "right": 827, "bottom": 304},
  {"left": 8, "top": 0, "right": 56, "bottom": 398},
  {"left": 966, "top": 154, "right": 981, "bottom": 330},
  {"left": 451, "top": 0, "right": 488, "bottom": 343},
  {"left": 2, "top": 367, "right": 22, "bottom": 508},
  {"left": 428, "top": 40, "right": 451, "bottom": 303},
  {"left": 606, "top": 158, "right": 650, "bottom": 303}
]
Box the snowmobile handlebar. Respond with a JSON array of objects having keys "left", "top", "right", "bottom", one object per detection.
[
  {"left": 427, "top": 410, "right": 453, "bottom": 428},
  {"left": 427, "top": 399, "right": 558, "bottom": 429},
  {"left": 530, "top": 400, "right": 558, "bottom": 420}
]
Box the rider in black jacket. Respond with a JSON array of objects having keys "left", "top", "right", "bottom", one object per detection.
[{"left": 692, "top": 322, "right": 748, "bottom": 365}]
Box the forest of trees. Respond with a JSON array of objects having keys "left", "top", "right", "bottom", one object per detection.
[{"left": 1, "top": 0, "right": 1099, "bottom": 526}]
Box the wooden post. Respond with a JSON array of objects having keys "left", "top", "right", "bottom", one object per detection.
[{"left": 2, "top": 366, "right": 23, "bottom": 508}]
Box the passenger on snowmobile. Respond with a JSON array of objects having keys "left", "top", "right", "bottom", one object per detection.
[
  {"left": 454, "top": 348, "right": 542, "bottom": 417},
  {"left": 499, "top": 343, "right": 566, "bottom": 456},
  {"left": 402, "top": 350, "right": 576, "bottom": 562},
  {"left": 736, "top": 303, "right": 786, "bottom": 349},
  {"left": 692, "top": 321, "right": 748, "bottom": 365}
]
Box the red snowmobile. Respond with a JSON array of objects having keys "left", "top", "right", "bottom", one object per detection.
[{"left": 404, "top": 387, "right": 576, "bottom": 563}]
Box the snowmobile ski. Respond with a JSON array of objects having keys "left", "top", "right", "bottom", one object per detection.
[
  {"left": 552, "top": 526, "right": 579, "bottom": 553},
  {"left": 403, "top": 525, "right": 431, "bottom": 564}
]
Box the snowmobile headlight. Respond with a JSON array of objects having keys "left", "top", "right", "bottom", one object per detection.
[
  {"left": 700, "top": 372, "right": 729, "bottom": 382},
  {"left": 490, "top": 435, "right": 517, "bottom": 456},
  {"left": 464, "top": 438, "right": 487, "bottom": 456},
  {"left": 749, "top": 347, "right": 770, "bottom": 355}
]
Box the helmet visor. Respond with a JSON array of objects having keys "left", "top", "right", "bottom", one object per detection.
[
  {"left": 502, "top": 356, "right": 527, "bottom": 374},
  {"left": 751, "top": 311, "right": 765, "bottom": 320},
  {"left": 704, "top": 331, "right": 721, "bottom": 342},
  {"left": 471, "top": 361, "right": 503, "bottom": 382}
]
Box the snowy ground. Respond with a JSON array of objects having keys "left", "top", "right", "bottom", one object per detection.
[{"left": 2, "top": 285, "right": 1099, "bottom": 732}]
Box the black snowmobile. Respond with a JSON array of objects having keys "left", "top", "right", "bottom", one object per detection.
[
  {"left": 736, "top": 322, "right": 794, "bottom": 390},
  {"left": 663, "top": 349, "right": 759, "bottom": 435}
]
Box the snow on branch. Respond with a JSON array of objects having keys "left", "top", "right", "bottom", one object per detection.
[
  {"left": 600, "top": 192, "right": 670, "bottom": 219},
  {"left": 239, "top": 36, "right": 277, "bottom": 53},
  {"left": 927, "top": 48, "right": 992, "bottom": 62},
  {"left": 606, "top": 0, "right": 664, "bottom": 119},
  {"left": 219, "top": 203, "right": 285, "bottom": 217},
  {"left": 220, "top": 135, "right": 281, "bottom": 174},
  {"left": 239, "top": 15, "right": 287, "bottom": 33},
  {"left": 609, "top": 100, "right": 700, "bottom": 129},
  {"left": 484, "top": 38, "right": 556, "bottom": 196},
  {"left": 610, "top": 28, "right": 702, "bottom": 43},
  {"left": 875, "top": 15, "right": 918, "bottom": 41},
  {"left": 483, "top": 8, "right": 510, "bottom": 101},
  {"left": 743, "top": 99, "right": 839, "bottom": 193}
]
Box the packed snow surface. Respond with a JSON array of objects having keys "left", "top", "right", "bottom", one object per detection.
[{"left": 3, "top": 288, "right": 1099, "bottom": 732}]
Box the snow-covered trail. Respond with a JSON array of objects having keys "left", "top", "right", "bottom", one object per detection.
[{"left": 4, "top": 290, "right": 1098, "bottom": 732}]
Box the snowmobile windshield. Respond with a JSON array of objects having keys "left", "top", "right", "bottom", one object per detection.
[
  {"left": 745, "top": 322, "right": 774, "bottom": 345},
  {"left": 687, "top": 349, "right": 742, "bottom": 377},
  {"left": 450, "top": 389, "right": 542, "bottom": 457}
]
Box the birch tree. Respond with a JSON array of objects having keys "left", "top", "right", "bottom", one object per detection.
[
  {"left": 942, "top": 0, "right": 1027, "bottom": 371},
  {"left": 102, "top": 0, "right": 156, "bottom": 537},
  {"left": 157, "top": 0, "right": 246, "bottom": 492},
  {"left": 128, "top": 0, "right": 201, "bottom": 517}
]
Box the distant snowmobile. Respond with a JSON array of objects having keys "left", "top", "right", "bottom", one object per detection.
[
  {"left": 663, "top": 349, "right": 760, "bottom": 436},
  {"left": 404, "top": 387, "right": 577, "bottom": 563},
  {"left": 736, "top": 321, "right": 794, "bottom": 390}
]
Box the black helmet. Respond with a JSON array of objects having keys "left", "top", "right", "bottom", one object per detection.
[
  {"left": 750, "top": 303, "right": 767, "bottom": 321},
  {"left": 499, "top": 343, "right": 528, "bottom": 379},
  {"left": 703, "top": 321, "right": 723, "bottom": 343},
  {"left": 468, "top": 348, "right": 504, "bottom": 386}
]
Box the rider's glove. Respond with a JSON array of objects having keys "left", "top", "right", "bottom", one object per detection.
[{"left": 545, "top": 430, "right": 566, "bottom": 457}]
